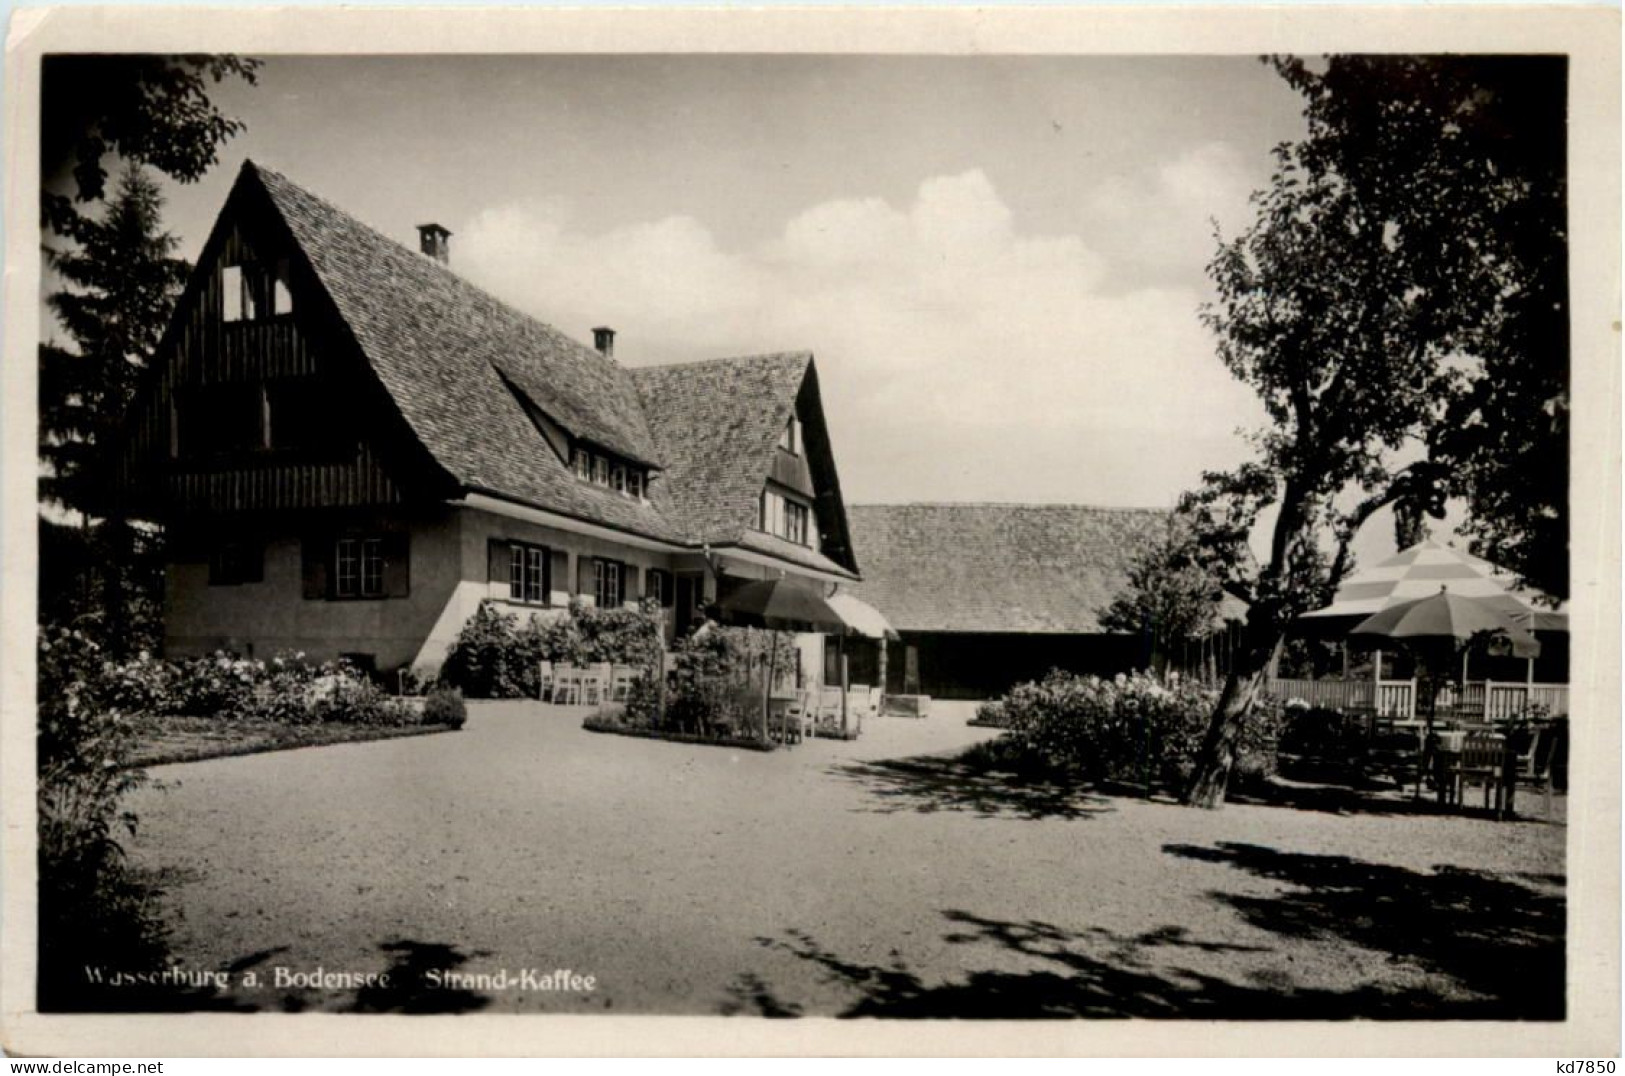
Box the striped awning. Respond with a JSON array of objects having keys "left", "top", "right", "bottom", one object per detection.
[{"left": 1301, "top": 539, "right": 1566, "bottom": 629}]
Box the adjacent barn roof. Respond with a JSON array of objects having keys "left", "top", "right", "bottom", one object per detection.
[
  {"left": 845, "top": 503, "right": 1173, "bottom": 634},
  {"left": 239, "top": 161, "right": 851, "bottom": 573}
]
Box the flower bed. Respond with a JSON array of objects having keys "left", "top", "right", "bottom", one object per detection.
[
  {"left": 89, "top": 650, "right": 469, "bottom": 766},
  {"left": 128, "top": 713, "right": 459, "bottom": 768},
  {"left": 582, "top": 709, "right": 776, "bottom": 752}
]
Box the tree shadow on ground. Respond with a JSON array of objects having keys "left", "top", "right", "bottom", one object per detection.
[
  {"left": 350, "top": 939, "right": 494, "bottom": 1014},
  {"left": 725, "top": 886, "right": 1563, "bottom": 1020},
  {"left": 37, "top": 864, "right": 261, "bottom": 1013},
  {"left": 1162, "top": 841, "right": 1565, "bottom": 1019},
  {"left": 828, "top": 756, "right": 1114, "bottom": 821}
]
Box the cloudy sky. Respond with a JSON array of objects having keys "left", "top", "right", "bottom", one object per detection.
[{"left": 121, "top": 54, "right": 1415, "bottom": 559}]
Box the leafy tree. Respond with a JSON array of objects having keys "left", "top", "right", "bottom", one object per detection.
[
  {"left": 40, "top": 166, "right": 188, "bottom": 650},
  {"left": 1098, "top": 515, "right": 1227, "bottom": 675},
  {"left": 1179, "top": 56, "right": 1567, "bottom": 808},
  {"left": 42, "top": 165, "right": 189, "bottom": 512},
  {"left": 1273, "top": 55, "right": 1569, "bottom": 599},
  {"left": 42, "top": 54, "right": 260, "bottom": 235}
]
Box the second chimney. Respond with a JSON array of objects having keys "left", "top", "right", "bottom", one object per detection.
[
  {"left": 592, "top": 326, "right": 616, "bottom": 358},
  {"left": 416, "top": 223, "right": 452, "bottom": 264}
]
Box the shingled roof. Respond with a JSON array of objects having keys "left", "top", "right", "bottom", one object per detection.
[
  {"left": 630, "top": 353, "right": 808, "bottom": 544},
  {"left": 237, "top": 162, "right": 853, "bottom": 573},
  {"left": 845, "top": 504, "right": 1172, "bottom": 633}
]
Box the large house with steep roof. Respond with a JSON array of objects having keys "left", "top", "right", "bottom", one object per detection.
[{"left": 119, "top": 161, "right": 859, "bottom": 678}]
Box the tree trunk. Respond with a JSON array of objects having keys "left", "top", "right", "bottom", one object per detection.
[{"left": 1182, "top": 618, "right": 1287, "bottom": 809}]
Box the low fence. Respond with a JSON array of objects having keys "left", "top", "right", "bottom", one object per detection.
[
  {"left": 1265, "top": 678, "right": 1569, "bottom": 721},
  {"left": 1267, "top": 678, "right": 1418, "bottom": 717}
]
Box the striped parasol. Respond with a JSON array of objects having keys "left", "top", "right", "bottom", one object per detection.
[{"left": 1301, "top": 539, "right": 1565, "bottom": 630}]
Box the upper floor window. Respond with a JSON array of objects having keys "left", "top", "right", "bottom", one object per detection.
[
  {"left": 786, "top": 500, "right": 810, "bottom": 546},
  {"left": 266, "top": 379, "right": 346, "bottom": 454},
  {"left": 778, "top": 414, "right": 801, "bottom": 456},
  {"left": 180, "top": 383, "right": 263, "bottom": 457},
  {"left": 222, "top": 260, "right": 292, "bottom": 323},
  {"left": 759, "top": 488, "right": 815, "bottom": 548},
  {"left": 570, "top": 444, "right": 648, "bottom": 501}
]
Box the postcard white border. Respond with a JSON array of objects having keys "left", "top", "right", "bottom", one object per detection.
[{"left": 3, "top": 5, "right": 1619, "bottom": 1058}]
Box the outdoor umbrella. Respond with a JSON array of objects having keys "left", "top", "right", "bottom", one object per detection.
[
  {"left": 714, "top": 578, "right": 849, "bottom": 742},
  {"left": 826, "top": 592, "right": 899, "bottom": 641},
  {"left": 1349, "top": 587, "right": 1541, "bottom": 731}
]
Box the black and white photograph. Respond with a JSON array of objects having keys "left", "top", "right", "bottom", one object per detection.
[{"left": 3, "top": 6, "right": 1618, "bottom": 1059}]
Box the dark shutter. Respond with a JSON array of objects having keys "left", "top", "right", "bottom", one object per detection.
[
  {"left": 644, "top": 567, "right": 659, "bottom": 607},
  {"left": 301, "top": 535, "right": 329, "bottom": 600},
  {"left": 383, "top": 531, "right": 410, "bottom": 598},
  {"left": 550, "top": 550, "right": 568, "bottom": 603},
  {"left": 487, "top": 538, "right": 509, "bottom": 585},
  {"left": 244, "top": 541, "right": 265, "bottom": 584}
]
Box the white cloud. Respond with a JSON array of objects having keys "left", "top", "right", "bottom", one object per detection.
[
  {"left": 457, "top": 166, "right": 1263, "bottom": 507},
  {"left": 1082, "top": 140, "right": 1257, "bottom": 281}
]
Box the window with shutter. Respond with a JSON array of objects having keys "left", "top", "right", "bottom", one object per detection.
[
  {"left": 488, "top": 538, "right": 509, "bottom": 585},
  {"left": 550, "top": 550, "right": 569, "bottom": 602}
]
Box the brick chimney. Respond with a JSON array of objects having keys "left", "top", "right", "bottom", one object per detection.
[
  {"left": 592, "top": 326, "right": 616, "bottom": 358},
  {"left": 416, "top": 223, "right": 451, "bottom": 264}
]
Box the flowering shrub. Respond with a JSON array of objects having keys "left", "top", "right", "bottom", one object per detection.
[
  {"left": 422, "top": 686, "right": 468, "bottom": 729},
  {"left": 37, "top": 625, "right": 169, "bottom": 1009},
  {"left": 655, "top": 623, "right": 794, "bottom": 739},
  {"left": 983, "top": 670, "right": 1282, "bottom": 793},
  {"left": 84, "top": 648, "right": 432, "bottom": 727},
  {"left": 440, "top": 602, "right": 531, "bottom": 698},
  {"left": 441, "top": 599, "right": 664, "bottom": 698}
]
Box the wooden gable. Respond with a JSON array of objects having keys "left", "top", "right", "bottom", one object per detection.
[
  {"left": 787, "top": 362, "right": 859, "bottom": 574},
  {"left": 119, "top": 170, "right": 457, "bottom": 519}
]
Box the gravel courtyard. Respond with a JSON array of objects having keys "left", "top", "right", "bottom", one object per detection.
[{"left": 124, "top": 700, "right": 1566, "bottom": 1018}]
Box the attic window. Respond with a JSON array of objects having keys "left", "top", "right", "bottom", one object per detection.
[
  {"left": 778, "top": 415, "right": 801, "bottom": 456},
  {"left": 222, "top": 261, "right": 292, "bottom": 323}
]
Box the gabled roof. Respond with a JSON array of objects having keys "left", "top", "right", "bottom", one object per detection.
[
  {"left": 630, "top": 352, "right": 809, "bottom": 544},
  {"left": 845, "top": 503, "right": 1172, "bottom": 634},
  {"left": 226, "top": 162, "right": 853, "bottom": 571}
]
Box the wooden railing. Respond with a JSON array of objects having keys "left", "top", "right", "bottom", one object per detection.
[
  {"left": 1266, "top": 677, "right": 1569, "bottom": 721},
  {"left": 1266, "top": 678, "right": 1417, "bottom": 717}
]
